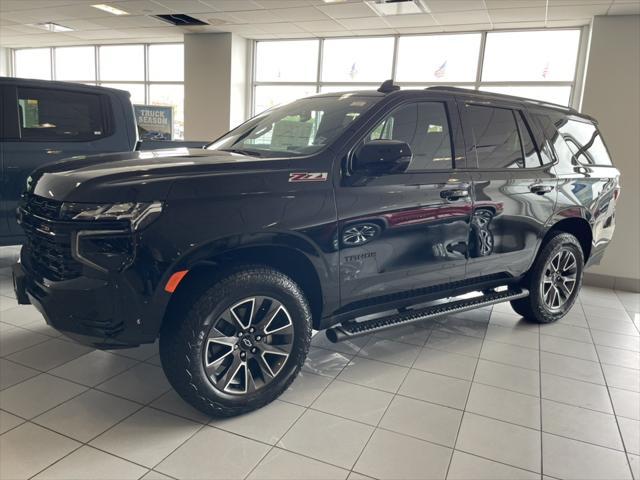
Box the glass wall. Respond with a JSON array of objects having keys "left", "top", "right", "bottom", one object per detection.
[
  {"left": 13, "top": 43, "right": 184, "bottom": 139},
  {"left": 252, "top": 29, "right": 583, "bottom": 114}
]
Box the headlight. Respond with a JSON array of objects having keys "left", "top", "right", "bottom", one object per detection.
[
  {"left": 63, "top": 201, "right": 163, "bottom": 272},
  {"left": 61, "top": 201, "right": 163, "bottom": 230}
]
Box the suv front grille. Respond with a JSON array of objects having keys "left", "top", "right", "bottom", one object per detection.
[
  {"left": 21, "top": 195, "right": 82, "bottom": 281},
  {"left": 24, "top": 194, "right": 62, "bottom": 220}
]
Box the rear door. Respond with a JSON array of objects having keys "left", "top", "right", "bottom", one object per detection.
[
  {"left": 2, "top": 85, "right": 114, "bottom": 236},
  {"left": 336, "top": 95, "right": 473, "bottom": 309},
  {"left": 459, "top": 99, "right": 557, "bottom": 280}
]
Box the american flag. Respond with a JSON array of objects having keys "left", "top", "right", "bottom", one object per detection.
[
  {"left": 542, "top": 61, "right": 550, "bottom": 79},
  {"left": 349, "top": 62, "right": 358, "bottom": 80},
  {"left": 434, "top": 60, "right": 447, "bottom": 79}
]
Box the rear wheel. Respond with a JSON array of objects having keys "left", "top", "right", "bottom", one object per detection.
[
  {"left": 160, "top": 266, "right": 312, "bottom": 417},
  {"left": 511, "top": 232, "right": 584, "bottom": 323}
]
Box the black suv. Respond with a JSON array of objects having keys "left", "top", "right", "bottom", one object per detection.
[{"left": 13, "top": 83, "right": 619, "bottom": 417}]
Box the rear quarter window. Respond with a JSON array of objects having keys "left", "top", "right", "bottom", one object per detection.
[{"left": 539, "top": 112, "right": 612, "bottom": 166}]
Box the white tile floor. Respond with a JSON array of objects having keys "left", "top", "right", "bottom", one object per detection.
[{"left": 1, "top": 246, "right": 639, "bottom": 480}]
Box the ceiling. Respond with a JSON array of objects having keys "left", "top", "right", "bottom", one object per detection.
[{"left": 0, "top": 0, "right": 638, "bottom": 48}]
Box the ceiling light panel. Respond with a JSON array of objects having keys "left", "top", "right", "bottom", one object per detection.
[
  {"left": 92, "top": 4, "right": 130, "bottom": 15},
  {"left": 33, "top": 22, "right": 74, "bottom": 32}
]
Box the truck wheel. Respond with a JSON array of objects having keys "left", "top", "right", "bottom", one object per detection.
[
  {"left": 160, "top": 266, "right": 312, "bottom": 417},
  {"left": 510, "top": 232, "right": 584, "bottom": 323}
]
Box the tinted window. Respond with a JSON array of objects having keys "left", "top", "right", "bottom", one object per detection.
[
  {"left": 539, "top": 114, "right": 575, "bottom": 166},
  {"left": 368, "top": 102, "right": 453, "bottom": 171},
  {"left": 530, "top": 112, "right": 556, "bottom": 165},
  {"left": 465, "top": 105, "right": 523, "bottom": 169},
  {"left": 555, "top": 117, "right": 612, "bottom": 166},
  {"left": 515, "top": 113, "right": 541, "bottom": 168},
  {"left": 17, "top": 87, "right": 107, "bottom": 141},
  {"left": 535, "top": 113, "right": 612, "bottom": 166}
]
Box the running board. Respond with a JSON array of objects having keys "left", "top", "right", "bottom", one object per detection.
[{"left": 325, "top": 288, "right": 529, "bottom": 343}]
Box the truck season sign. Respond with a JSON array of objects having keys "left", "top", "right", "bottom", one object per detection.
[{"left": 134, "top": 105, "right": 173, "bottom": 141}]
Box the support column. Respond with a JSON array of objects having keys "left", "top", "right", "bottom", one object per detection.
[
  {"left": 184, "top": 33, "right": 249, "bottom": 141},
  {"left": 580, "top": 15, "right": 640, "bottom": 291},
  {"left": 0, "top": 47, "right": 10, "bottom": 76}
]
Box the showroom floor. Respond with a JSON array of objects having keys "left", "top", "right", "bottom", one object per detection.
[{"left": 0, "top": 247, "right": 638, "bottom": 480}]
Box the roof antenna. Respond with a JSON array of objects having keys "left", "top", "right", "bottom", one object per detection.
[{"left": 377, "top": 79, "right": 400, "bottom": 93}]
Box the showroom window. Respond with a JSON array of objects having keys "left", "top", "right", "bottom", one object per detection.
[
  {"left": 251, "top": 29, "right": 584, "bottom": 115},
  {"left": 12, "top": 43, "right": 184, "bottom": 139}
]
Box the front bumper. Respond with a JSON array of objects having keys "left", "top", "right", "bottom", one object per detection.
[{"left": 13, "top": 259, "right": 152, "bottom": 349}]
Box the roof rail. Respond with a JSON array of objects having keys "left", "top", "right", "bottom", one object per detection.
[
  {"left": 425, "top": 85, "right": 589, "bottom": 118},
  {"left": 426, "top": 86, "right": 469, "bottom": 93},
  {"left": 378, "top": 79, "right": 400, "bottom": 94}
]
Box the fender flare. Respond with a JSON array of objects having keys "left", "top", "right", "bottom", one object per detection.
[{"left": 142, "top": 231, "right": 338, "bottom": 338}]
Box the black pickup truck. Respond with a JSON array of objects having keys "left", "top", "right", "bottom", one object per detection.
[{"left": 13, "top": 82, "right": 619, "bottom": 417}]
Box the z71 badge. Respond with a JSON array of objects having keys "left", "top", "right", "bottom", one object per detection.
[{"left": 289, "top": 172, "right": 328, "bottom": 182}]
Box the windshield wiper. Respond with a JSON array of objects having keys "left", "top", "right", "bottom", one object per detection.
[{"left": 220, "top": 148, "right": 264, "bottom": 157}]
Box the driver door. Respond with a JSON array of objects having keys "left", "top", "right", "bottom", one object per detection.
[{"left": 335, "top": 97, "right": 472, "bottom": 309}]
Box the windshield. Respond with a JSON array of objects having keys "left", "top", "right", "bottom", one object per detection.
[{"left": 207, "top": 94, "right": 382, "bottom": 158}]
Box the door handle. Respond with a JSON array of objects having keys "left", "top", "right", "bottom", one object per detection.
[
  {"left": 441, "top": 189, "right": 469, "bottom": 201},
  {"left": 529, "top": 184, "right": 554, "bottom": 195}
]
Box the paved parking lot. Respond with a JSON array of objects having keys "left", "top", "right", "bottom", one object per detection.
[{"left": 1, "top": 246, "right": 638, "bottom": 480}]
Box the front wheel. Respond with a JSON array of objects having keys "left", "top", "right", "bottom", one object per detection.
[
  {"left": 511, "top": 232, "right": 584, "bottom": 323},
  {"left": 160, "top": 266, "right": 312, "bottom": 417}
]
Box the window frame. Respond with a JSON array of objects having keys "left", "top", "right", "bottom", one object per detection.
[
  {"left": 347, "top": 99, "right": 458, "bottom": 175},
  {"left": 251, "top": 27, "right": 588, "bottom": 116}
]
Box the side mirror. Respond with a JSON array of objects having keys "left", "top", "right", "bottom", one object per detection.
[{"left": 353, "top": 140, "right": 412, "bottom": 175}]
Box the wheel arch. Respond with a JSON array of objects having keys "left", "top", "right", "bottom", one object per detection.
[
  {"left": 544, "top": 213, "right": 593, "bottom": 261},
  {"left": 159, "top": 236, "right": 331, "bottom": 334}
]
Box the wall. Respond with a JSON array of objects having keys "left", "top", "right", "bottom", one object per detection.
[
  {"left": 580, "top": 15, "right": 640, "bottom": 290},
  {"left": 184, "top": 33, "right": 248, "bottom": 141}
]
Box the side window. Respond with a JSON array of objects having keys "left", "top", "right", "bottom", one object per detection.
[
  {"left": 465, "top": 104, "right": 524, "bottom": 169},
  {"left": 17, "top": 87, "right": 107, "bottom": 141},
  {"left": 555, "top": 117, "right": 612, "bottom": 166},
  {"left": 515, "top": 113, "right": 541, "bottom": 168},
  {"left": 367, "top": 102, "right": 453, "bottom": 171}
]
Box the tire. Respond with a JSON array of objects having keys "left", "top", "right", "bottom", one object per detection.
[
  {"left": 159, "top": 265, "right": 312, "bottom": 417},
  {"left": 510, "top": 232, "right": 584, "bottom": 323}
]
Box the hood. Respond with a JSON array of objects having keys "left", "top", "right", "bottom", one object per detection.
[{"left": 29, "top": 148, "right": 285, "bottom": 203}]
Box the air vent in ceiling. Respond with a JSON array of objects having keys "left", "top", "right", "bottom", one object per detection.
[
  {"left": 153, "top": 14, "right": 208, "bottom": 26},
  {"left": 367, "top": 0, "right": 430, "bottom": 15}
]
